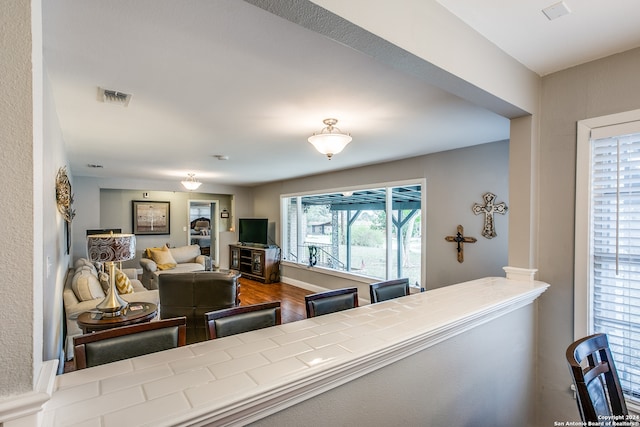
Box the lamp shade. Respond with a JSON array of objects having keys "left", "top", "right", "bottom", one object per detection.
[
  {"left": 308, "top": 118, "right": 352, "bottom": 159},
  {"left": 87, "top": 233, "right": 136, "bottom": 263}
]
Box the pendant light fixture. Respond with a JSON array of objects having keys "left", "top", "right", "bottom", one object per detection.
[
  {"left": 308, "top": 118, "right": 352, "bottom": 160},
  {"left": 181, "top": 173, "right": 202, "bottom": 191}
]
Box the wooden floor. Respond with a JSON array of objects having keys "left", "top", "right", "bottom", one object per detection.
[{"left": 238, "top": 277, "right": 313, "bottom": 323}]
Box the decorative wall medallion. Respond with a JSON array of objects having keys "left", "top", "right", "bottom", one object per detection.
[
  {"left": 56, "top": 166, "right": 75, "bottom": 223},
  {"left": 472, "top": 192, "right": 508, "bottom": 239},
  {"left": 444, "top": 225, "right": 477, "bottom": 263}
]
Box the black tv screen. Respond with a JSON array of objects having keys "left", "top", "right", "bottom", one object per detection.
[{"left": 238, "top": 218, "right": 268, "bottom": 246}]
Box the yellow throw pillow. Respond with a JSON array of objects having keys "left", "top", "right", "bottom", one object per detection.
[
  {"left": 146, "top": 246, "right": 163, "bottom": 258},
  {"left": 114, "top": 268, "right": 134, "bottom": 294},
  {"left": 149, "top": 245, "right": 177, "bottom": 270}
]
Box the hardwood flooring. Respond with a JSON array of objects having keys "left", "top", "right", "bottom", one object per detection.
[{"left": 238, "top": 277, "right": 313, "bottom": 323}]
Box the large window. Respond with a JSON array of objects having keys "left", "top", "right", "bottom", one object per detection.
[
  {"left": 575, "top": 111, "right": 640, "bottom": 408},
  {"left": 281, "top": 183, "right": 423, "bottom": 286}
]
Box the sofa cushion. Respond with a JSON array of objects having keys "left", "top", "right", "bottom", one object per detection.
[
  {"left": 74, "top": 258, "right": 98, "bottom": 276},
  {"left": 170, "top": 244, "right": 200, "bottom": 264},
  {"left": 71, "top": 269, "right": 105, "bottom": 301},
  {"left": 149, "top": 246, "right": 177, "bottom": 270}
]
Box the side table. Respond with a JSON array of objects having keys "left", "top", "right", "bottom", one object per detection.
[{"left": 77, "top": 302, "right": 158, "bottom": 334}]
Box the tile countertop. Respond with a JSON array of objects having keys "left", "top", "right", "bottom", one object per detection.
[{"left": 43, "top": 276, "right": 549, "bottom": 427}]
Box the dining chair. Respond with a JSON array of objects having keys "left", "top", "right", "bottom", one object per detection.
[
  {"left": 205, "top": 301, "right": 281, "bottom": 339},
  {"left": 73, "top": 316, "right": 187, "bottom": 369},
  {"left": 565, "top": 333, "right": 628, "bottom": 422},
  {"left": 305, "top": 287, "right": 359, "bottom": 317},
  {"left": 369, "top": 278, "right": 410, "bottom": 303}
]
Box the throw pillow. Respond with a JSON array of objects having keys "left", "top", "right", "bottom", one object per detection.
[
  {"left": 114, "top": 268, "right": 134, "bottom": 294},
  {"left": 71, "top": 270, "right": 105, "bottom": 301},
  {"left": 145, "top": 246, "right": 163, "bottom": 258},
  {"left": 149, "top": 245, "right": 177, "bottom": 270},
  {"left": 74, "top": 258, "right": 98, "bottom": 276}
]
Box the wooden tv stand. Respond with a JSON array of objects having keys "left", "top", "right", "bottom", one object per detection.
[{"left": 229, "top": 244, "right": 280, "bottom": 284}]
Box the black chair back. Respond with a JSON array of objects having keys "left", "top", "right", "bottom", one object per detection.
[
  {"left": 305, "top": 287, "right": 359, "bottom": 317},
  {"left": 566, "top": 333, "right": 628, "bottom": 422},
  {"left": 205, "top": 302, "right": 281, "bottom": 339},
  {"left": 369, "top": 278, "right": 410, "bottom": 303},
  {"left": 73, "top": 317, "right": 187, "bottom": 369}
]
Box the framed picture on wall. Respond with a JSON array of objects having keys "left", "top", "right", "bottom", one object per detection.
[{"left": 132, "top": 201, "right": 170, "bottom": 235}]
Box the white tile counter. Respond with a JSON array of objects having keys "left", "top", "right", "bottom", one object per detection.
[{"left": 42, "top": 276, "right": 548, "bottom": 427}]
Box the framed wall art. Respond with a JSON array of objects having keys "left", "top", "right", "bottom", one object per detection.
[{"left": 132, "top": 200, "right": 170, "bottom": 235}]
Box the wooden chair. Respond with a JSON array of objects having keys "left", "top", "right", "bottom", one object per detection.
[
  {"left": 305, "top": 287, "right": 359, "bottom": 318},
  {"left": 565, "top": 333, "right": 628, "bottom": 422},
  {"left": 369, "top": 278, "right": 410, "bottom": 303},
  {"left": 205, "top": 302, "right": 281, "bottom": 339},
  {"left": 73, "top": 317, "right": 187, "bottom": 369}
]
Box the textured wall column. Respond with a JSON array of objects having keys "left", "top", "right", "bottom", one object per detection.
[{"left": 0, "top": 0, "right": 36, "bottom": 397}]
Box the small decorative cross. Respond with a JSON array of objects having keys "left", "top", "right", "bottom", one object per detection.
[
  {"left": 445, "top": 225, "right": 477, "bottom": 263},
  {"left": 472, "top": 192, "right": 508, "bottom": 239}
]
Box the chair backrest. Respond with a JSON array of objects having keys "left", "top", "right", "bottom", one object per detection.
[
  {"left": 565, "top": 333, "right": 628, "bottom": 422},
  {"left": 305, "top": 287, "right": 359, "bottom": 317},
  {"left": 73, "top": 317, "right": 187, "bottom": 369},
  {"left": 159, "top": 271, "right": 240, "bottom": 343},
  {"left": 205, "top": 302, "right": 281, "bottom": 339},
  {"left": 369, "top": 278, "right": 410, "bottom": 303}
]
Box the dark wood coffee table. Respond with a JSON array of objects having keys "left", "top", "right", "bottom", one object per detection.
[{"left": 76, "top": 302, "right": 158, "bottom": 334}]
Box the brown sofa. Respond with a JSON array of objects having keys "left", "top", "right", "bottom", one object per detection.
[{"left": 158, "top": 271, "right": 241, "bottom": 344}]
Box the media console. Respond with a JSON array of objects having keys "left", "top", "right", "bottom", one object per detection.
[{"left": 229, "top": 244, "right": 280, "bottom": 283}]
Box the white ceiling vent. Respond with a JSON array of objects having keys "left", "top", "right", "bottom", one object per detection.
[{"left": 98, "top": 87, "right": 132, "bottom": 107}]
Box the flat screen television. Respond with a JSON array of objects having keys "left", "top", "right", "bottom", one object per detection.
[{"left": 238, "top": 218, "right": 268, "bottom": 246}]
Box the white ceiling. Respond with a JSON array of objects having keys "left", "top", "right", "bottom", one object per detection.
[{"left": 42, "top": 0, "right": 640, "bottom": 187}]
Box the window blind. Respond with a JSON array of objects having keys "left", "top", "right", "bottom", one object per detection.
[{"left": 591, "top": 131, "right": 640, "bottom": 401}]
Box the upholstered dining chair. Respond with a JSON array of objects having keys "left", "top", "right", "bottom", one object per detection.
[
  {"left": 369, "top": 278, "right": 410, "bottom": 303},
  {"left": 305, "top": 287, "right": 359, "bottom": 318},
  {"left": 205, "top": 302, "right": 281, "bottom": 339},
  {"left": 73, "top": 317, "right": 187, "bottom": 369},
  {"left": 566, "top": 333, "right": 628, "bottom": 422}
]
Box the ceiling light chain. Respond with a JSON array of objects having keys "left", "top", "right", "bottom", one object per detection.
[{"left": 308, "top": 118, "right": 352, "bottom": 160}]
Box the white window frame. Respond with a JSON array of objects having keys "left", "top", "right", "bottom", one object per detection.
[
  {"left": 575, "top": 108, "right": 640, "bottom": 411},
  {"left": 280, "top": 179, "right": 426, "bottom": 286},
  {"left": 575, "top": 109, "right": 640, "bottom": 337}
]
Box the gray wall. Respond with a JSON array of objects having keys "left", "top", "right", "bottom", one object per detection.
[
  {"left": 99, "top": 189, "right": 232, "bottom": 266},
  {"left": 253, "top": 140, "right": 509, "bottom": 293},
  {"left": 537, "top": 47, "right": 640, "bottom": 424},
  {"left": 70, "top": 177, "right": 256, "bottom": 271},
  {"left": 252, "top": 303, "right": 537, "bottom": 427}
]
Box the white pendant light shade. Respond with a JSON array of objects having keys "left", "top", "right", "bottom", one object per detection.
[
  {"left": 308, "top": 118, "right": 352, "bottom": 160},
  {"left": 181, "top": 173, "right": 202, "bottom": 190}
]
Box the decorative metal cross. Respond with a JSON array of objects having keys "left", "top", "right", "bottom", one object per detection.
[
  {"left": 445, "top": 225, "right": 477, "bottom": 263},
  {"left": 472, "top": 192, "right": 508, "bottom": 239}
]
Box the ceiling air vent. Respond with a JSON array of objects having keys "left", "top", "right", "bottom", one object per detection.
[{"left": 98, "top": 87, "right": 132, "bottom": 107}]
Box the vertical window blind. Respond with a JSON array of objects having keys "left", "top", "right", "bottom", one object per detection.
[{"left": 590, "top": 131, "right": 640, "bottom": 401}]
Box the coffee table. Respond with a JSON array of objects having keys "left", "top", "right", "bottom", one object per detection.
[{"left": 76, "top": 302, "right": 158, "bottom": 334}]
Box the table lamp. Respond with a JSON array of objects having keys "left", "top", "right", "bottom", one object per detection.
[{"left": 87, "top": 232, "right": 136, "bottom": 317}]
